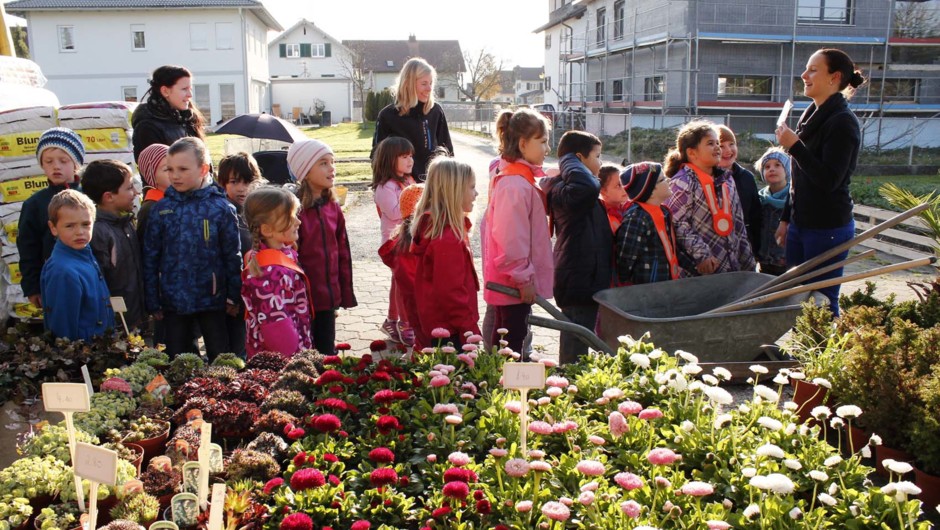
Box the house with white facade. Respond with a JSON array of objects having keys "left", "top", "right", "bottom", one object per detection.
[
  {"left": 268, "top": 18, "right": 353, "bottom": 124},
  {"left": 5, "top": 0, "right": 282, "bottom": 125},
  {"left": 513, "top": 66, "right": 545, "bottom": 104}
]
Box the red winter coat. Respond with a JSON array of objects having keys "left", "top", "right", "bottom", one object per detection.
[
  {"left": 411, "top": 214, "right": 480, "bottom": 347},
  {"left": 297, "top": 199, "right": 357, "bottom": 310},
  {"left": 378, "top": 237, "right": 420, "bottom": 343}
]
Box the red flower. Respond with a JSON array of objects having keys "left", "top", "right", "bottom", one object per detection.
[
  {"left": 315, "top": 370, "right": 345, "bottom": 386},
  {"left": 495, "top": 526, "right": 510, "bottom": 530},
  {"left": 350, "top": 521, "right": 371, "bottom": 530},
  {"left": 393, "top": 391, "right": 410, "bottom": 400},
  {"left": 473, "top": 489, "right": 485, "bottom": 500},
  {"left": 328, "top": 474, "right": 340, "bottom": 486},
  {"left": 290, "top": 468, "right": 326, "bottom": 491},
  {"left": 369, "top": 340, "right": 387, "bottom": 352},
  {"left": 262, "top": 477, "right": 284, "bottom": 495},
  {"left": 312, "top": 414, "right": 342, "bottom": 432},
  {"left": 442, "top": 481, "right": 469, "bottom": 499},
  {"left": 368, "top": 447, "right": 395, "bottom": 464},
  {"left": 286, "top": 428, "right": 305, "bottom": 440},
  {"left": 329, "top": 385, "right": 344, "bottom": 394},
  {"left": 280, "top": 512, "right": 312, "bottom": 530},
  {"left": 369, "top": 467, "right": 399, "bottom": 487},
  {"left": 323, "top": 453, "right": 338, "bottom": 463},
  {"left": 361, "top": 354, "right": 373, "bottom": 364},
  {"left": 306, "top": 453, "right": 316, "bottom": 463},
  {"left": 356, "top": 375, "right": 370, "bottom": 385},
  {"left": 475, "top": 499, "right": 492, "bottom": 514},
  {"left": 431, "top": 506, "right": 452, "bottom": 518},
  {"left": 399, "top": 476, "right": 410, "bottom": 486},
  {"left": 374, "top": 390, "right": 396, "bottom": 404},
  {"left": 376, "top": 415, "right": 401, "bottom": 434},
  {"left": 372, "top": 371, "right": 392, "bottom": 382},
  {"left": 323, "top": 355, "right": 342, "bottom": 365},
  {"left": 335, "top": 343, "right": 351, "bottom": 351},
  {"left": 314, "top": 398, "right": 349, "bottom": 411},
  {"left": 443, "top": 467, "right": 477, "bottom": 483},
  {"left": 283, "top": 423, "right": 295, "bottom": 436},
  {"left": 292, "top": 452, "right": 307, "bottom": 467}
]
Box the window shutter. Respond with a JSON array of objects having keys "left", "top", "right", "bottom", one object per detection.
[
  {"left": 279, "top": 43, "right": 286, "bottom": 57},
  {"left": 325, "top": 43, "right": 331, "bottom": 57},
  {"left": 300, "top": 43, "right": 311, "bottom": 57}
]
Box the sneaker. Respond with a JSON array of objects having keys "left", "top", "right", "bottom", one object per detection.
[
  {"left": 381, "top": 319, "right": 402, "bottom": 343},
  {"left": 398, "top": 322, "right": 415, "bottom": 346}
]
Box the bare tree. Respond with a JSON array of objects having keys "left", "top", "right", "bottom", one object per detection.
[
  {"left": 894, "top": 1, "right": 940, "bottom": 38},
  {"left": 452, "top": 48, "right": 504, "bottom": 104},
  {"left": 338, "top": 42, "right": 369, "bottom": 122}
]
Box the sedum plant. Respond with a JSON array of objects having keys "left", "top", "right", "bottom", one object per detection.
[
  {"left": 18, "top": 422, "right": 98, "bottom": 462},
  {"left": 0, "top": 455, "right": 69, "bottom": 499},
  {"left": 110, "top": 491, "right": 160, "bottom": 525}
]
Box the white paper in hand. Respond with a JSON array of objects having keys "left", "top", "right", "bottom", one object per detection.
[{"left": 776, "top": 100, "right": 793, "bottom": 128}]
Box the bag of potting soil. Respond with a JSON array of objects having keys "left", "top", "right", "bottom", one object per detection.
[
  {"left": 57, "top": 102, "right": 136, "bottom": 130},
  {"left": 0, "top": 158, "right": 43, "bottom": 182},
  {"left": 0, "top": 202, "right": 22, "bottom": 245},
  {"left": 0, "top": 175, "right": 49, "bottom": 203},
  {"left": 76, "top": 128, "right": 132, "bottom": 153},
  {"left": 0, "top": 106, "right": 57, "bottom": 136}
]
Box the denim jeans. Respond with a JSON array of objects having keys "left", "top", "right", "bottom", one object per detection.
[{"left": 786, "top": 220, "right": 855, "bottom": 315}]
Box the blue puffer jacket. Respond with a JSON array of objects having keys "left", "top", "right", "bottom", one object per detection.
[{"left": 142, "top": 182, "right": 242, "bottom": 315}]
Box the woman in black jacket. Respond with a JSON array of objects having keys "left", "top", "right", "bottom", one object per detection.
[
  {"left": 132, "top": 65, "right": 206, "bottom": 162},
  {"left": 371, "top": 57, "right": 453, "bottom": 180},
  {"left": 775, "top": 48, "right": 865, "bottom": 315}
]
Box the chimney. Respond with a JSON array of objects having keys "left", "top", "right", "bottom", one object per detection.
[{"left": 408, "top": 34, "right": 416, "bottom": 42}]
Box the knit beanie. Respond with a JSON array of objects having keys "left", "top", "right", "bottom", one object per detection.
[
  {"left": 755, "top": 148, "right": 791, "bottom": 183},
  {"left": 287, "top": 139, "right": 333, "bottom": 181},
  {"left": 36, "top": 127, "right": 85, "bottom": 167},
  {"left": 138, "top": 144, "right": 170, "bottom": 187},
  {"left": 620, "top": 161, "right": 663, "bottom": 203},
  {"left": 399, "top": 184, "right": 424, "bottom": 219}
]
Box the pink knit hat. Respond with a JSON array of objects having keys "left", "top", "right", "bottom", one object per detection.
[
  {"left": 138, "top": 144, "right": 169, "bottom": 187},
  {"left": 287, "top": 139, "right": 333, "bottom": 181}
]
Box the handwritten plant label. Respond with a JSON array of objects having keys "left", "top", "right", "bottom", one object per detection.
[
  {"left": 74, "top": 442, "right": 118, "bottom": 485},
  {"left": 110, "top": 296, "right": 127, "bottom": 313},
  {"left": 42, "top": 382, "right": 91, "bottom": 413},
  {"left": 208, "top": 483, "right": 226, "bottom": 530},
  {"left": 502, "top": 363, "right": 546, "bottom": 390}
]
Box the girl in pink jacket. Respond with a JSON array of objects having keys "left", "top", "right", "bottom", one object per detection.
[{"left": 482, "top": 109, "right": 554, "bottom": 356}]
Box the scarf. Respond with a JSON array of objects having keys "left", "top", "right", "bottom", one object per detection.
[{"left": 759, "top": 185, "right": 789, "bottom": 210}]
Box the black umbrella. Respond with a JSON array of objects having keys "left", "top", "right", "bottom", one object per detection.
[{"left": 212, "top": 113, "right": 308, "bottom": 143}]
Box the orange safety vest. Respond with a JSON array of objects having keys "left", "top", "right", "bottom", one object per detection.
[
  {"left": 243, "top": 248, "right": 313, "bottom": 312},
  {"left": 686, "top": 163, "right": 733, "bottom": 237},
  {"left": 144, "top": 188, "right": 164, "bottom": 202},
  {"left": 638, "top": 203, "right": 680, "bottom": 280}
]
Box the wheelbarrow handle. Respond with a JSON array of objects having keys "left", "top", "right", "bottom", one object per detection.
[
  {"left": 484, "top": 281, "right": 570, "bottom": 323},
  {"left": 527, "top": 315, "right": 616, "bottom": 355}
]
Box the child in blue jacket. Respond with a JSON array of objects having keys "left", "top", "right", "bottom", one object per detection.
[
  {"left": 142, "top": 137, "right": 242, "bottom": 359},
  {"left": 41, "top": 189, "right": 114, "bottom": 340}
]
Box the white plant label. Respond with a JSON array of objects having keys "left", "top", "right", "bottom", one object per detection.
[
  {"left": 502, "top": 363, "right": 546, "bottom": 390},
  {"left": 74, "top": 442, "right": 118, "bottom": 485},
  {"left": 42, "top": 382, "right": 90, "bottom": 412}
]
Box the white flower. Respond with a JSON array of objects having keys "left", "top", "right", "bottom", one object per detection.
[
  {"left": 860, "top": 446, "right": 872, "bottom": 458},
  {"left": 836, "top": 405, "right": 862, "bottom": 419},
  {"left": 688, "top": 381, "right": 704, "bottom": 392},
  {"left": 742, "top": 467, "right": 757, "bottom": 478},
  {"left": 674, "top": 350, "right": 697, "bottom": 363},
  {"left": 702, "top": 374, "right": 719, "bottom": 386},
  {"left": 809, "top": 470, "right": 828, "bottom": 481},
  {"left": 714, "top": 414, "right": 732, "bottom": 429},
  {"left": 817, "top": 493, "right": 837, "bottom": 506},
  {"left": 828, "top": 482, "right": 839, "bottom": 496},
  {"left": 682, "top": 364, "right": 702, "bottom": 376},
  {"left": 884, "top": 481, "right": 921, "bottom": 502},
  {"left": 811, "top": 406, "right": 831, "bottom": 420},
  {"left": 648, "top": 349, "right": 664, "bottom": 359},
  {"left": 783, "top": 401, "right": 798, "bottom": 411},
  {"left": 667, "top": 374, "right": 688, "bottom": 392},
  {"left": 629, "top": 353, "right": 650, "bottom": 369},
  {"left": 750, "top": 364, "right": 769, "bottom": 374},
  {"left": 681, "top": 420, "right": 695, "bottom": 433},
  {"left": 703, "top": 386, "right": 733, "bottom": 405},
  {"left": 784, "top": 459, "right": 802, "bottom": 470},
  {"left": 869, "top": 434, "right": 882, "bottom": 446},
  {"left": 757, "top": 417, "right": 783, "bottom": 431},
  {"left": 789, "top": 371, "right": 806, "bottom": 380},
  {"left": 617, "top": 335, "right": 636, "bottom": 347},
  {"left": 713, "top": 367, "right": 732, "bottom": 381},
  {"left": 756, "top": 444, "right": 785, "bottom": 459},
  {"left": 824, "top": 455, "right": 842, "bottom": 467},
  {"left": 886, "top": 461, "right": 913, "bottom": 475},
  {"left": 763, "top": 473, "right": 795, "bottom": 494},
  {"left": 799, "top": 425, "right": 810, "bottom": 437},
  {"left": 754, "top": 385, "right": 779, "bottom": 402},
  {"left": 738, "top": 404, "right": 751, "bottom": 414},
  {"left": 603, "top": 387, "right": 624, "bottom": 399},
  {"left": 789, "top": 507, "right": 802, "bottom": 519},
  {"left": 784, "top": 423, "right": 797, "bottom": 436},
  {"left": 829, "top": 417, "right": 844, "bottom": 429},
  {"left": 812, "top": 377, "right": 832, "bottom": 389},
  {"left": 773, "top": 373, "right": 789, "bottom": 385},
  {"left": 743, "top": 504, "right": 761, "bottom": 518}
]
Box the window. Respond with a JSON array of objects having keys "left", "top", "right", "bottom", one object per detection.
[
  {"left": 220, "top": 83, "right": 236, "bottom": 121},
  {"left": 614, "top": 1, "right": 625, "bottom": 40},
  {"left": 58, "top": 25, "right": 75, "bottom": 52},
  {"left": 596, "top": 8, "right": 607, "bottom": 46},
  {"left": 287, "top": 44, "right": 300, "bottom": 58},
  {"left": 194, "top": 84, "right": 211, "bottom": 124},
  {"left": 216, "top": 23, "right": 233, "bottom": 50},
  {"left": 718, "top": 75, "right": 773, "bottom": 100},
  {"left": 311, "top": 43, "right": 325, "bottom": 57},
  {"left": 544, "top": 76, "right": 551, "bottom": 91},
  {"left": 189, "top": 23, "right": 208, "bottom": 50},
  {"left": 130, "top": 24, "right": 145, "bottom": 50},
  {"left": 612, "top": 79, "right": 624, "bottom": 101},
  {"left": 545, "top": 34, "right": 552, "bottom": 49},
  {"left": 436, "top": 86, "right": 446, "bottom": 99},
  {"left": 867, "top": 79, "right": 918, "bottom": 102},
  {"left": 122, "top": 86, "right": 138, "bottom": 102},
  {"left": 644, "top": 76, "right": 665, "bottom": 100},
  {"left": 595, "top": 81, "right": 605, "bottom": 102},
  {"left": 798, "top": 0, "right": 853, "bottom": 25}
]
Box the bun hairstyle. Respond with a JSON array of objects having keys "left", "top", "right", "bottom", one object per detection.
[
  {"left": 143, "top": 65, "right": 206, "bottom": 139},
  {"left": 494, "top": 108, "right": 549, "bottom": 162},
  {"left": 663, "top": 120, "right": 719, "bottom": 178},
  {"left": 817, "top": 48, "right": 866, "bottom": 97}
]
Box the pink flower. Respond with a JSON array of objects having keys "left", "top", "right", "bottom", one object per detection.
[
  {"left": 620, "top": 500, "right": 642, "bottom": 518},
  {"left": 263, "top": 477, "right": 284, "bottom": 495},
  {"left": 466, "top": 334, "right": 484, "bottom": 344},
  {"left": 369, "top": 467, "right": 398, "bottom": 487},
  {"left": 638, "top": 408, "right": 664, "bottom": 420},
  {"left": 290, "top": 468, "right": 326, "bottom": 491},
  {"left": 430, "top": 375, "right": 451, "bottom": 388},
  {"left": 614, "top": 472, "right": 644, "bottom": 490},
  {"left": 457, "top": 354, "right": 475, "bottom": 367},
  {"left": 504, "top": 458, "right": 530, "bottom": 477},
  {"left": 426, "top": 454, "right": 437, "bottom": 463},
  {"left": 515, "top": 500, "right": 533, "bottom": 512},
  {"left": 461, "top": 344, "right": 477, "bottom": 352},
  {"left": 350, "top": 521, "right": 371, "bottom": 530},
  {"left": 681, "top": 481, "right": 715, "bottom": 497},
  {"left": 530, "top": 460, "right": 552, "bottom": 472},
  {"left": 578, "top": 491, "right": 595, "bottom": 505},
  {"left": 618, "top": 400, "right": 643, "bottom": 415},
  {"left": 541, "top": 501, "right": 571, "bottom": 521},
  {"left": 443, "top": 481, "right": 470, "bottom": 499},
  {"left": 432, "top": 327, "right": 451, "bottom": 338},
  {"left": 368, "top": 447, "right": 395, "bottom": 464},
  {"left": 444, "top": 414, "right": 463, "bottom": 425},
  {"left": 443, "top": 467, "right": 477, "bottom": 483},
  {"left": 448, "top": 451, "right": 471, "bottom": 466},
  {"left": 280, "top": 512, "right": 313, "bottom": 530},
  {"left": 608, "top": 411, "right": 629, "bottom": 438},
  {"left": 576, "top": 460, "right": 606, "bottom": 476},
  {"left": 433, "top": 403, "right": 459, "bottom": 415},
  {"left": 504, "top": 401, "right": 522, "bottom": 414},
  {"left": 442, "top": 346, "right": 456, "bottom": 354},
  {"left": 528, "top": 421, "right": 553, "bottom": 435},
  {"left": 588, "top": 435, "right": 606, "bottom": 445},
  {"left": 647, "top": 448, "right": 680, "bottom": 465},
  {"left": 545, "top": 375, "right": 569, "bottom": 388},
  {"left": 489, "top": 448, "right": 508, "bottom": 458},
  {"left": 707, "top": 521, "right": 731, "bottom": 530}
]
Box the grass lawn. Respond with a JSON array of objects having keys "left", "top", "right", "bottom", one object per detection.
[{"left": 852, "top": 174, "right": 940, "bottom": 211}]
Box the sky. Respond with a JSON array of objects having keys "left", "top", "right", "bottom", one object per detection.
[{"left": 262, "top": 0, "right": 549, "bottom": 68}]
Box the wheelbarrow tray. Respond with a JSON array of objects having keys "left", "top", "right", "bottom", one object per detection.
[{"left": 593, "top": 271, "right": 828, "bottom": 363}]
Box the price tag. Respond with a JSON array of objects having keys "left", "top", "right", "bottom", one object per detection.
[
  {"left": 776, "top": 100, "right": 793, "bottom": 128},
  {"left": 42, "top": 383, "right": 91, "bottom": 413},
  {"left": 74, "top": 442, "right": 118, "bottom": 485},
  {"left": 110, "top": 296, "right": 127, "bottom": 313},
  {"left": 502, "top": 363, "right": 546, "bottom": 390}
]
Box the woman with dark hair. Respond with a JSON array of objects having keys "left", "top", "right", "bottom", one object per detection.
[
  {"left": 132, "top": 65, "right": 206, "bottom": 161},
  {"left": 371, "top": 57, "right": 453, "bottom": 181},
  {"left": 662, "top": 120, "right": 755, "bottom": 277},
  {"left": 775, "top": 48, "right": 865, "bottom": 315}
]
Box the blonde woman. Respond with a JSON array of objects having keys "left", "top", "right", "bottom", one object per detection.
[{"left": 371, "top": 57, "right": 454, "bottom": 181}]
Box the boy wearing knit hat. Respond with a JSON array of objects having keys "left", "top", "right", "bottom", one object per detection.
[
  {"left": 614, "top": 162, "right": 682, "bottom": 285},
  {"left": 291, "top": 139, "right": 357, "bottom": 354},
  {"left": 754, "top": 147, "right": 791, "bottom": 275},
  {"left": 17, "top": 127, "right": 86, "bottom": 308}
]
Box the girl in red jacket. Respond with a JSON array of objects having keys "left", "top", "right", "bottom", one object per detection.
[
  {"left": 289, "top": 139, "right": 357, "bottom": 355},
  {"left": 378, "top": 184, "right": 424, "bottom": 351},
  {"left": 410, "top": 158, "right": 480, "bottom": 348}
]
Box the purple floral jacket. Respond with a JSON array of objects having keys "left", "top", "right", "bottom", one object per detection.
[{"left": 241, "top": 245, "right": 313, "bottom": 358}]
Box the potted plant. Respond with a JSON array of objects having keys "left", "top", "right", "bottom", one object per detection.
[
  {"left": 0, "top": 494, "right": 33, "bottom": 530},
  {"left": 17, "top": 422, "right": 98, "bottom": 463},
  {"left": 909, "top": 363, "right": 940, "bottom": 510},
  {"left": 33, "top": 503, "right": 82, "bottom": 530},
  {"left": 122, "top": 416, "right": 171, "bottom": 465},
  {"left": 225, "top": 450, "right": 280, "bottom": 483},
  {"left": 109, "top": 491, "right": 160, "bottom": 527},
  {"left": 0, "top": 456, "right": 69, "bottom": 505},
  {"left": 140, "top": 456, "right": 181, "bottom": 511}
]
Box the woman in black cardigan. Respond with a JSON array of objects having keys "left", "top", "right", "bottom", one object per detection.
[
  {"left": 371, "top": 57, "right": 453, "bottom": 180},
  {"left": 131, "top": 65, "right": 206, "bottom": 162},
  {"left": 775, "top": 48, "right": 865, "bottom": 315}
]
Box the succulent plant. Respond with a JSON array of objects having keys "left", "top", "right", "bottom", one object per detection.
[
  {"left": 101, "top": 377, "right": 134, "bottom": 396},
  {"left": 0, "top": 456, "right": 69, "bottom": 499},
  {"left": 221, "top": 378, "right": 269, "bottom": 404},
  {"left": 0, "top": 494, "right": 33, "bottom": 529},
  {"left": 238, "top": 368, "right": 280, "bottom": 387},
  {"left": 34, "top": 502, "right": 81, "bottom": 530},
  {"left": 260, "top": 389, "right": 308, "bottom": 417},
  {"left": 283, "top": 353, "right": 320, "bottom": 377},
  {"left": 105, "top": 363, "right": 158, "bottom": 394},
  {"left": 18, "top": 422, "right": 98, "bottom": 462},
  {"left": 99, "top": 520, "right": 145, "bottom": 530},
  {"left": 254, "top": 410, "right": 299, "bottom": 436},
  {"left": 212, "top": 353, "right": 246, "bottom": 371},
  {"left": 245, "top": 351, "right": 287, "bottom": 372},
  {"left": 166, "top": 353, "right": 206, "bottom": 386},
  {"left": 245, "top": 432, "right": 289, "bottom": 460},
  {"left": 110, "top": 491, "right": 160, "bottom": 524},
  {"left": 58, "top": 459, "right": 137, "bottom": 503},
  {"left": 271, "top": 369, "right": 315, "bottom": 396},
  {"left": 165, "top": 424, "right": 202, "bottom": 466},
  {"left": 135, "top": 349, "right": 170, "bottom": 368},
  {"left": 203, "top": 365, "right": 238, "bottom": 383},
  {"left": 140, "top": 464, "right": 181, "bottom": 497},
  {"left": 225, "top": 449, "right": 280, "bottom": 482},
  {"left": 122, "top": 416, "right": 170, "bottom": 442}
]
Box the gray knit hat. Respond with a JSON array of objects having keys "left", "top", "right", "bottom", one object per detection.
[
  {"left": 36, "top": 127, "right": 85, "bottom": 167},
  {"left": 755, "top": 147, "right": 791, "bottom": 183}
]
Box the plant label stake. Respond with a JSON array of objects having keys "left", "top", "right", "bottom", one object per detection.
[
  {"left": 198, "top": 422, "right": 212, "bottom": 510},
  {"left": 110, "top": 296, "right": 130, "bottom": 336},
  {"left": 42, "top": 382, "right": 91, "bottom": 512},
  {"left": 80, "top": 365, "right": 94, "bottom": 397},
  {"left": 207, "top": 483, "right": 225, "bottom": 530},
  {"left": 502, "top": 363, "right": 546, "bottom": 455},
  {"left": 74, "top": 442, "right": 118, "bottom": 530}
]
